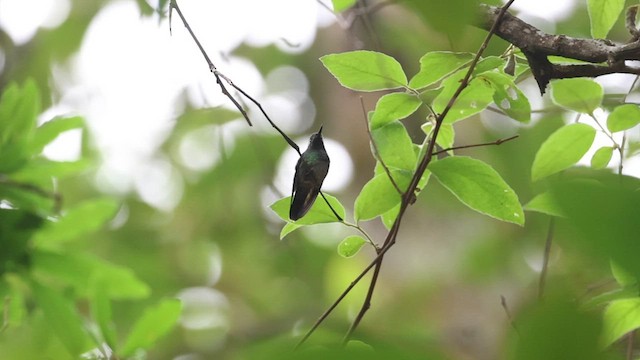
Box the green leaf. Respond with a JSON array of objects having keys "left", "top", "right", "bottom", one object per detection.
[
  {"left": 280, "top": 222, "right": 303, "bottom": 239},
  {"left": 270, "top": 194, "right": 345, "bottom": 225},
  {"left": 91, "top": 275, "right": 118, "bottom": 352},
  {"left": 550, "top": 79, "right": 603, "bottom": 114},
  {"left": 121, "top": 299, "right": 182, "bottom": 357},
  {"left": 354, "top": 169, "right": 412, "bottom": 221},
  {"left": 381, "top": 204, "right": 400, "bottom": 230},
  {"left": 433, "top": 70, "right": 495, "bottom": 124},
  {"left": 602, "top": 298, "right": 640, "bottom": 346},
  {"left": 370, "top": 93, "right": 421, "bottom": 130},
  {"left": 33, "top": 197, "right": 120, "bottom": 245},
  {"left": 320, "top": 51, "right": 408, "bottom": 91},
  {"left": 331, "top": 0, "right": 356, "bottom": 12},
  {"left": 478, "top": 71, "right": 531, "bottom": 123},
  {"left": 531, "top": 123, "right": 596, "bottom": 181},
  {"left": 408, "top": 52, "right": 473, "bottom": 89},
  {"left": 337, "top": 235, "right": 367, "bottom": 257},
  {"left": 607, "top": 104, "right": 640, "bottom": 132},
  {"left": 429, "top": 156, "right": 524, "bottom": 225},
  {"left": 591, "top": 146, "right": 613, "bottom": 169},
  {"left": 32, "top": 250, "right": 151, "bottom": 299},
  {"left": 31, "top": 281, "right": 93, "bottom": 357},
  {"left": 10, "top": 158, "right": 91, "bottom": 184},
  {"left": 587, "top": 0, "right": 624, "bottom": 39},
  {"left": 421, "top": 123, "right": 455, "bottom": 151},
  {"left": 31, "top": 116, "right": 84, "bottom": 155},
  {"left": 371, "top": 122, "right": 416, "bottom": 170},
  {"left": 524, "top": 192, "right": 564, "bottom": 217},
  {"left": 611, "top": 260, "right": 637, "bottom": 287}
]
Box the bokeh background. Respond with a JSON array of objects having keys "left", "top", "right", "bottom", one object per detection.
[{"left": 1, "top": 0, "right": 639, "bottom": 359}]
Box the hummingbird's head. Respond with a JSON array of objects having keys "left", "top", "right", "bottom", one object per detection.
[{"left": 308, "top": 126, "right": 325, "bottom": 148}]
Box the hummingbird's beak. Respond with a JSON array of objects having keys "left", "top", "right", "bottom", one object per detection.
[{"left": 318, "top": 126, "right": 323, "bottom": 135}]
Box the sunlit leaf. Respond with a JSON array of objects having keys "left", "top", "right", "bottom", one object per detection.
[
  {"left": 121, "top": 299, "right": 182, "bottom": 357},
  {"left": 33, "top": 197, "right": 120, "bottom": 245},
  {"left": 371, "top": 122, "right": 416, "bottom": 170},
  {"left": 587, "top": 0, "right": 624, "bottom": 39},
  {"left": 433, "top": 70, "right": 495, "bottom": 124},
  {"left": 607, "top": 104, "right": 640, "bottom": 132},
  {"left": 270, "top": 194, "right": 345, "bottom": 225},
  {"left": 354, "top": 169, "right": 412, "bottom": 221},
  {"left": 320, "top": 51, "right": 407, "bottom": 91},
  {"left": 31, "top": 281, "right": 93, "bottom": 357},
  {"left": 524, "top": 192, "right": 564, "bottom": 217},
  {"left": 429, "top": 156, "right": 524, "bottom": 225},
  {"left": 421, "top": 123, "right": 455, "bottom": 151},
  {"left": 602, "top": 298, "right": 640, "bottom": 346},
  {"left": 280, "top": 222, "right": 303, "bottom": 239},
  {"left": 478, "top": 70, "right": 531, "bottom": 123},
  {"left": 337, "top": 235, "right": 367, "bottom": 257},
  {"left": 331, "top": 0, "right": 356, "bottom": 12},
  {"left": 590, "top": 146, "right": 613, "bottom": 169},
  {"left": 550, "top": 79, "right": 603, "bottom": 114},
  {"left": 31, "top": 116, "right": 84, "bottom": 155},
  {"left": 91, "top": 275, "right": 118, "bottom": 352},
  {"left": 531, "top": 123, "right": 596, "bottom": 181},
  {"left": 370, "top": 92, "right": 421, "bottom": 129},
  {"left": 408, "top": 51, "right": 473, "bottom": 89}
]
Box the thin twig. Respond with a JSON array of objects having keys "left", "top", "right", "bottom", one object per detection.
[
  {"left": 297, "top": 0, "right": 517, "bottom": 347},
  {"left": 318, "top": 191, "right": 343, "bottom": 222},
  {"left": 359, "top": 96, "right": 402, "bottom": 195},
  {"left": 433, "top": 135, "right": 519, "bottom": 155},
  {"left": 500, "top": 295, "right": 518, "bottom": 334},
  {"left": 538, "top": 218, "right": 555, "bottom": 300}
]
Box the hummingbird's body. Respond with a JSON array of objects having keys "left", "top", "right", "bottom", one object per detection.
[{"left": 290, "top": 127, "right": 330, "bottom": 221}]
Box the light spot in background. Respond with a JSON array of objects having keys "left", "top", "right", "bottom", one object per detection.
[
  {"left": 177, "top": 287, "right": 229, "bottom": 353},
  {"left": 177, "top": 125, "right": 224, "bottom": 172},
  {"left": 42, "top": 129, "right": 82, "bottom": 161},
  {"left": 133, "top": 157, "right": 184, "bottom": 211},
  {"left": 575, "top": 110, "right": 624, "bottom": 169},
  {"left": 511, "top": 0, "right": 576, "bottom": 23},
  {"left": 0, "top": 0, "right": 70, "bottom": 44},
  {"left": 273, "top": 137, "right": 354, "bottom": 196},
  {"left": 0, "top": 49, "right": 5, "bottom": 73}
]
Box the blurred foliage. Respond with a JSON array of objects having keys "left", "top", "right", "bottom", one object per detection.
[{"left": 1, "top": 0, "right": 640, "bottom": 360}]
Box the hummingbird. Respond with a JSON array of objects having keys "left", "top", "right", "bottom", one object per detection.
[{"left": 289, "top": 126, "right": 330, "bottom": 221}]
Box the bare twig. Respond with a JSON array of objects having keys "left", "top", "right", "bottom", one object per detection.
[
  {"left": 500, "top": 295, "right": 518, "bottom": 334},
  {"left": 538, "top": 218, "right": 555, "bottom": 300},
  {"left": 296, "top": 0, "right": 517, "bottom": 347},
  {"left": 433, "top": 134, "right": 519, "bottom": 156},
  {"left": 359, "top": 97, "right": 402, "bottom": 195}
]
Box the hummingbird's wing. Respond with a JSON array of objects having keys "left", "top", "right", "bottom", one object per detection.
[{"left": 289, "top": 161, "right": 322, "bottom": 221}]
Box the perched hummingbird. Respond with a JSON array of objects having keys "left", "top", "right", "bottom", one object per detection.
[{"left": 289, "top": 126, "right": 330, "bottom": 221}]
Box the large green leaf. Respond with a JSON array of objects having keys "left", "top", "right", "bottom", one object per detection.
[
  {"left": 531, "top": 123, "right": 596, "bottom": 181},
  {"left": 587, "top": 0, "right": 624, "bottom": 39},
  {"left": 121, "top": 299, "right": 182, "bottom": 357},
  {"left": 429, "top": 156, "right": 524, "bottom": 225},
  {"left": 371, "top": 122, "right": 416, "bottom": 171},
  {"left": 408, "top": 51, "right": 473, "bottom": 89},
  {"left": 33, "top": 197, "right": 120, "bottom": 246},
  {"left": 31, "top": 281, "right": 93, "bottom": 357},
  {"left": 550, "top": 79, "right": 603, "bottom": 114},
  {"left": 433, "top": 70, "right": 495, "bottom": 124},
  {"left": 320, "top": 51, "right": 408, "bottom": 91},
  {"left": 370, "top": 93, "right": 421, "bottom": 130},
  {"left": 354, "top": 169, "right": 412, "bottom": 221},
  {"left": 270, "top": 194, "right": 345, "bottom": 225},
  {"left": 607, "top": 104, "right": 640, "bottom": 132},
  {"left": 602, "top": 298, "right": 640, "bottom": 346}
]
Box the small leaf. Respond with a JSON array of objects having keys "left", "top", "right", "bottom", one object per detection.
[
  {"left": 372, "top": 122, "right": 416, "bottom": 170},
  {"left": 479, "top": 71, "right": 531, "bottom": 123},
  {"left": 370, "top": 93, "right": 421, "bottom": 130},
  {"left": 31, "top": 281, "right": 92, "bottom": 357},
  {"left": 550, "top": 79, "right": 603, "bottom": 114},
  {"left": 607, "top": 104, "right": 640, "bottom": 132},
  {"left": 280, "top": 222, "right": 303, "bottom": 239},
  {"left": 611, "top": 261, "right": 637, "bottom": 287},
  {"left": 433, "top": 70, "right": 495, "bottom": 124},
  {"left": 591, "top": 146, "right": 613, "bottom": 169},
  {"left": 270, "top": 194, "right": 345, "bottom": 225},
  {"left": 524, "top": 192, "right": 564, "bottom": 217},
  {"left": 429, "top": 156, "right": 524, "bottom": 225},
  {"left": 320, "top": 51, "right": 408, "bottom": 91},
  {"left": 408, "top": 51, "right": 473, "bottom": 89},
  {"left": 337, "top": 235, "right": 367, "bottom": 257},
  {"left": 331, "top": 0, "right": 356, "bottom": 12},
  {"left": 34, "top": 198, "right": 120, "bottom": 245},
  {"left": 602, "top": 298, "right": 640, "bottom": 346},
  {"left": 354, "top": 169, "right": 412, "bottom": 221},
  {"left": 31, "top": 116, "right": 84, "bottom": 155},
  {"left": 531, "top": 123, "right": 596, "bottom": 181},
  {"left": 121, "top": 299, "right": 182, "bottom": 357},
  {"left": 381, "top": 204, "right": 400, "bottom": 230},
  {"left": 421, "top": 123, "right": 455, "bottom": 151},
  {"left": 587, "top": 0, "right": 625, "bottom": 39}
]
